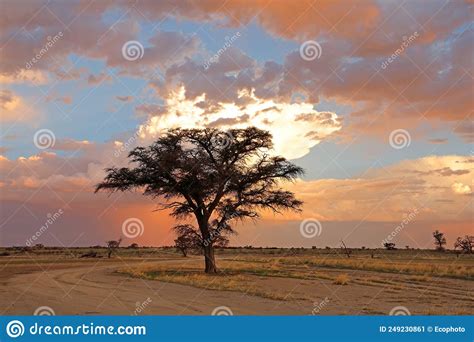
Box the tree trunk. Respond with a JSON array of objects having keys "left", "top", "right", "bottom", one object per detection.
[
  {"left": 198, "top": 216, "right": 218, "bottom": 273},
  {"left": 203, "top": 244, "right": 217, "bottom": 273}
]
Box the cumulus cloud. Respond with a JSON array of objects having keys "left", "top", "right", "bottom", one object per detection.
[
  {"left": 0, "top": 0, "right": 472, "bottom": 247},
  {"left": 286, "top": 155, "right": 473, "bottom": 222},
  {"left": 45, "top": 94, "right": 73, "bottom": 105},
  {"left": 50, "top": 139, "right": 93, "bottom": 151},
  {"left": 87, "top": 72, "right": 112, "bottom": 85},
  {"left": 0, "top": 69, "right": 50, "bottom": 85},
  {"left": 139, "top": 86, "right": 341, "bottom": 159},
  {"left": 451, "top": 182, "right": 472, "bottom": 195},
  {"left": 1, "top": 0, "right": 471, "bottom": 142},
  {"left": 116, "top": 95, "right": 133, "bottom": 102},
  {"left": 0, "top": 90, "right": 38, "bottom": 122}
]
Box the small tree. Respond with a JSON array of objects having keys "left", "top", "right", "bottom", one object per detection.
[
  {"left": 454, "top": 236, "right": 473, "bottom": 254},
  {"left": 383, "top": 242, "right": 396, "bottom": 250},
  {"left": 96, "top": 127, "right": 303, "bottom": 273},
  {"left": 340, "top": 240, "right": 351, "bottom": 258},
  {"left": 174, "top": 224, "right": 229, "bottom": 257},
  {"left": 106, "top": 237, "right": 122, "bottom": 258},
  {"left": 433, "top": 230, "right": 446, "bottom": 251},
  {"left": 174, "top": 226, "right": 198, "bottom": 257}
]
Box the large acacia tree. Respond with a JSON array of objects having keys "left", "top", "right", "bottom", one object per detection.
[{"left": 95, "top": 127, "right": 303, "bottom": 273}]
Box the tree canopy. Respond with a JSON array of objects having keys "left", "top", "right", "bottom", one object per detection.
[{"left": 96, "top": 127, "right": 304, "bottom": 272}]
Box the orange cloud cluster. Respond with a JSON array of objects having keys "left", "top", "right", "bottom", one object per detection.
[
  {"left": 1, "top": 0, "right": 472, "bottom": 141},
  {"left": 286, "top": 156, "right": 473, "bottom": 223},
  {"left": 1, "top": 144, "right": 471, "bottom": 246},
  {"left": 1, "top": 0, "right": 472, "bottom": 247}
]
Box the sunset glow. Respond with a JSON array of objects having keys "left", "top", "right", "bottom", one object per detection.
[{"left": 0, "top": 0, "right": 472, "bottom": 249}]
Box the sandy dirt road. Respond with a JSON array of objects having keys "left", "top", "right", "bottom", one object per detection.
[
  {"left": 0, "top": 258, "right": 304, "bottom": 315},
  {"left": 1, "top": 257, "right": 473, "bottom": 315}
]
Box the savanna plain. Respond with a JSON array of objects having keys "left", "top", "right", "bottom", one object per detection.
[{"left": 1, "top": 246, "right": 472, "bottom": 316}]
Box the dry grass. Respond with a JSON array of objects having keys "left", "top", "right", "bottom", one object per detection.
[
  {"left": 119, "top": 264, "right": 296, "bottom": 301},
  {"left": 420, "top": 307, "right": 473, "bottom": 315},
  {"left": 406, "top": 275, "right": 430, "bottom": 282},
  {"left": 234, "top": 256, "right": 474, "bottom": 280},
  {"left": 333, "top": 274, "right": 350, "bottom": 285}
]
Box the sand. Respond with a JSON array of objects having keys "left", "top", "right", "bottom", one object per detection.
[{"left": 1, "top": 256, "right": 472, "bottom": 315}]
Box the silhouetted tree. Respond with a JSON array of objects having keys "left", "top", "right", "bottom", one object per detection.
[
  {"left": 340, "top": 240, "right": 351, "bottom": 258},
  {"left": 174, "top": 224, "right": 229, "bottom": 257},
  {"left": 433, "top": 230, "right": 446, "bottom": 251},
  {"left": 454, "top": 235, "right": 473, "bottom": 254},
  {"left": 95, "top": 127, "right": 303, "bottom": 273},
  {"left": 106, "top": 238, "right": 122, "bottom": 258},
  {"left": 175, "top": 236, "right": 190, "bottom": 257},
  {"left": 383, "top": 242, "right": 396, "bottom": 250},
  {"left": 174, "top": 226, "right": 198, "bottom": 257}
]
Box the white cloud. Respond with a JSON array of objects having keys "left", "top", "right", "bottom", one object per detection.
[
  {"left": 452, "top": 182, "right": 472, "bottom": 195},
  {"left": 139, "top": 86, "right": 341, "bottom": 159}
]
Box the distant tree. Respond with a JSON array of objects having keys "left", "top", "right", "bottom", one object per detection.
[
  {"left": 33, "top": 243, "right": 44, "bottom": 249},
  {"left": 383, "top": 242, "right": 396, "bottom": 250},
  {"left": 96, "top": 127, "right": 303, "bottom": 273},
  {"left": 174, "top": 224, "right": 229, "bottom": 257},
  {"left": 454, "top": 236, "right": 473, "bottom": 254},
  {"left": 433, "top": 230, "right": 447, "bottom": 251},
  {"left": 128, "top": 243, "right": 139, "bottom": 249},
  {"left": 174, "top": 226, "right": 198, "bottom": 257},
  {"left": 106, "top": 238, "right": 122, "bottom": 258},
  {"left": 175, "top": 237, "right": 189, "bottom": 257},
  {"left": 340, "top": 240, "right": 352, "bottom": 258}
]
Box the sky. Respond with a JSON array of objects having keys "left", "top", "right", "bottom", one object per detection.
[{"left": 0, "top": 0, "right": 472, "bottom": 249}]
